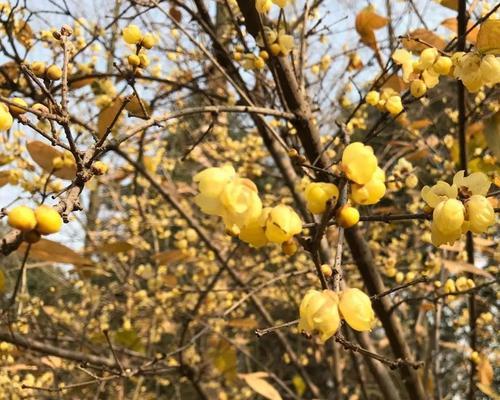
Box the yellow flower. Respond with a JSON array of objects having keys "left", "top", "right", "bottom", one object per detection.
[
  {"left": 410, "top": 79, "right": 427, "bottom": 98},
  {"left": 444, "top": 278, "right": 456, "bottom": 293},
  {"left": 0, "top": 104, "right": 13, "bottom": 131},
  {"left": 465, "top": 195, "right": 495, "bottom": 233},
  {"left": 385, "top": 95, "right": 403, "bottom": 115},
  {"left": 278, "top": 32, "right": 294, "bottom": 56},
  {"left": 8, "top": 205, "right": 37, "bottom": 232},
  {"left": 272, "top": 0, "right": 290, "bottom": 7},
  {"left": 256, "top": 0, "right": 273, "bottom": 13},
  {"left": 453, "top": 53, "right": 484, "bottom": 92},
  {"left": 265, "top": 204, "right": 302, "bottom": 244},
  {"left": 479, "top": 54, "right": 500, "bottom": 85},
  {"left": 219, "top": 178, "right": 263, "bottom": 229},
  {"left": 421, "top": 180, "right": 458, "bottom": 208},
  {"left": 122, "top": 24, "right": 143, "bottom": 45},
  {"left": 452, "top": 170, "right": 491, "bottom": 196},
  {"left": 432, "top": 56, "right": 453, "bottom": 75},
  {"left": 193, "top": 165, "right": 236, "bottom": 216},
  {"left": 365, "top": 90, "right": 380, "bottom": 106},
  {"left": 304, "top": 182, "right": 339, "bottom": 214},
  {"left": 433, "top": 199, "right": 465, "bottom": 235},
  {"left": 256, "top": 27, "right": 278, "bottom": 48},
  {"left": 428, "top": 192, "right": 465, "bottom": 247},
  {"left": 392, "top": 49, "right": 414, "bottom": 82},
  {"left": 336, "top": 206, "right": 360, "bottom": 228},
  {"left": 419, "top": 47, "right": 438, "bottom": 69},
  {"left": 239, "top": 208, "right": 271, "bottom": 248},
  {"left": 341, "top": 142, "right": 378, "bottom": 185},
  {"left": 338, "top": 288, "right": 375, "bottom": 332},
  {"left": 298, "top": 290, "right": 340, "bottom": 342},
  {"left": 350, "top": 167, "right": 386, "bottom": 205},
  {"left": 422, "top": 68, "right": 440, "bottom": 89},
  {"left": 34, "top": 205, "right": 63, "bottom": 235}
]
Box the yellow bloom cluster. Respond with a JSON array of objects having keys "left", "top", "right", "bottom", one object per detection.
[
  {"left": 122, "top": 24, "right": 156, "bottom": 69},
  {"left": 341, "top": 142, "right": 386, "bottom": 205},
  {"left": 8, "top": 204, "right": 63, "bottom": 240},
  {"left": 193, "top": 165, "right": 302, "bottom": 249},
  {"left": 365, "top": 87, "right": 403, "bottom": 116},
  {"left": 298, "top": 288, "right": 375, "bottom": 342},
  {"left": 421, "top": 170, "right": 495, "bottom": 247},
  {"left": 236, "top": 28, "right": 294, "bottom": 70},
  {"left": 452, "top": 52, "right": 500, "bottom": 92},
  {"left": 392, "top": 47, "right": 453, "bottom": 98}
]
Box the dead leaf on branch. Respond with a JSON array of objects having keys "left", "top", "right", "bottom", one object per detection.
[
  {"left": 402, "top": 29, "right": 446, "bottom": 52},
  {"left": 26, "top": 140, "right": 76, "bottom": 180},
  {"left": 18, "top": 239, "right": 93, "bottom": 267},
  {"left": 355, "top": 5, "right": 388, "bottom": 65},
  {"left": 239, "top": 372, "right": 283, "bottom": 400},
  {"left": 442, "top": 260, "right": 493, "bottom": 279}
]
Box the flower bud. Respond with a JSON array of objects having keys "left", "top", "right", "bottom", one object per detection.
[{"left": 338, "top": 288, "right": 375, "bottom": 332}]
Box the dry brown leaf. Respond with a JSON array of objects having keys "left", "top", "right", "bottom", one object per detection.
[
  {"left": 438, "top": 0, "right": 458, "bottom": 10},
  {"left": 125, "top": 95, "right": 150, "bottom": 119},
  {"left": 476, "top": 19, "right": 500, "bottom": 55},
  {"left": 0, "top": 269, "right": 5, "bottom": 293},
  {"left": 41, "top": 356, "right": 64, "bottom": 368},
  {"left": 402, "top": 29, "right": 446, "bottom": 52},
  {"left": 442, "top": 260, "right": 493, "bottom": 279},
  {"left": 477, "top": 357, "right": 494, "bottom": 386},
  {"left": 153, "top": 249, "right": 187, "bottom": 265},
  {"left": 95, "top": 241, "right": 134, "bottom": 254},
  {"left": 69, "top": 75, "right": 95, "bottom": 90},
  {"left": 18, "top": 239, "right": 93, "bottom": 267},
  {"left": 476, "top": 383, "right": 500, "bottom": 399},
  {"left": 208, "top": 336, "right": 237, "bottom": 380},
  {"left": 97, "top": 98, "right": 124, "bottom": 138},
  {"left": 169, "top": 6, "right": 182, "bottom": 23},
  {"left": 484, "top": 111, "right": 500, "bottom": 159},
  {"left": 439, "top": 340, "right": 470, "bottom": 352},
  {"left": 0, "top": 170, "right": 12, "bottom": 187},
  {"left": 0, "top": 61, "right": 20, "bottom": 87},
  {"left": 227, "top": 318, "right": 258, "bottom": 330},
  {"left": 441, "top": 18, "right": 479, "bottom": 43},
  {"left": 239, "top": 372, "right": 282, "bottom": 400},
  {"left": 26, "top": 140, "right": 76, "bottom": 180},
  {"left": 355, "top": 5, "right": 388, "bottom": 51},
  {"left": 162, "top": 274, "right": 177, "bottom": 287},
  {"left": 381, "top": 75, "right": 408, "bottom": 93},
  {"left": 14, "top": 21, "right": 34, "bottom": 48},
  {"left": 406, "top": 148, "right": 430, "bottom": 161},
  {"left": 410, "top": 119, "right": 433, "bottom": 130}
]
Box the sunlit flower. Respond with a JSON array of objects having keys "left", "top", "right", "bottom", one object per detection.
[
  {"left": 338, "top": 288, "right": 376, "bottom": 331},
  {"left": 298, "top": 289, "right": 340, "bottom": 342}
]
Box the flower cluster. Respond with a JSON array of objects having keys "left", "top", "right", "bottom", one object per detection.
[
  {"left": 341, "top": 142, "right": 386, "bottom": 205},
  {"left": 236, "top": 28, "right": 294, "bottom": 71},
  {"left": 8, "top": 204, "right": 63, "bottom": 241},
  {"left": 365, "top": 87, "right": 403, "bottom": 116},
  {"left": 421, "top": 170, "right": 495, "bottom": 247},
  {"left": 298, "top": 288, "right": 376, "bottom": 342},
  {"left": 452, "top": 52, "right": 500, "bottom": 92},
  {"left": 122, "top": 24, "right": 157, "bottom": 70},
  {"left": 392, "top": 47, "right": 453, "bottom": 98},
  {"left": 194, "top": 165, "right": 302, "bottom": 250}
]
